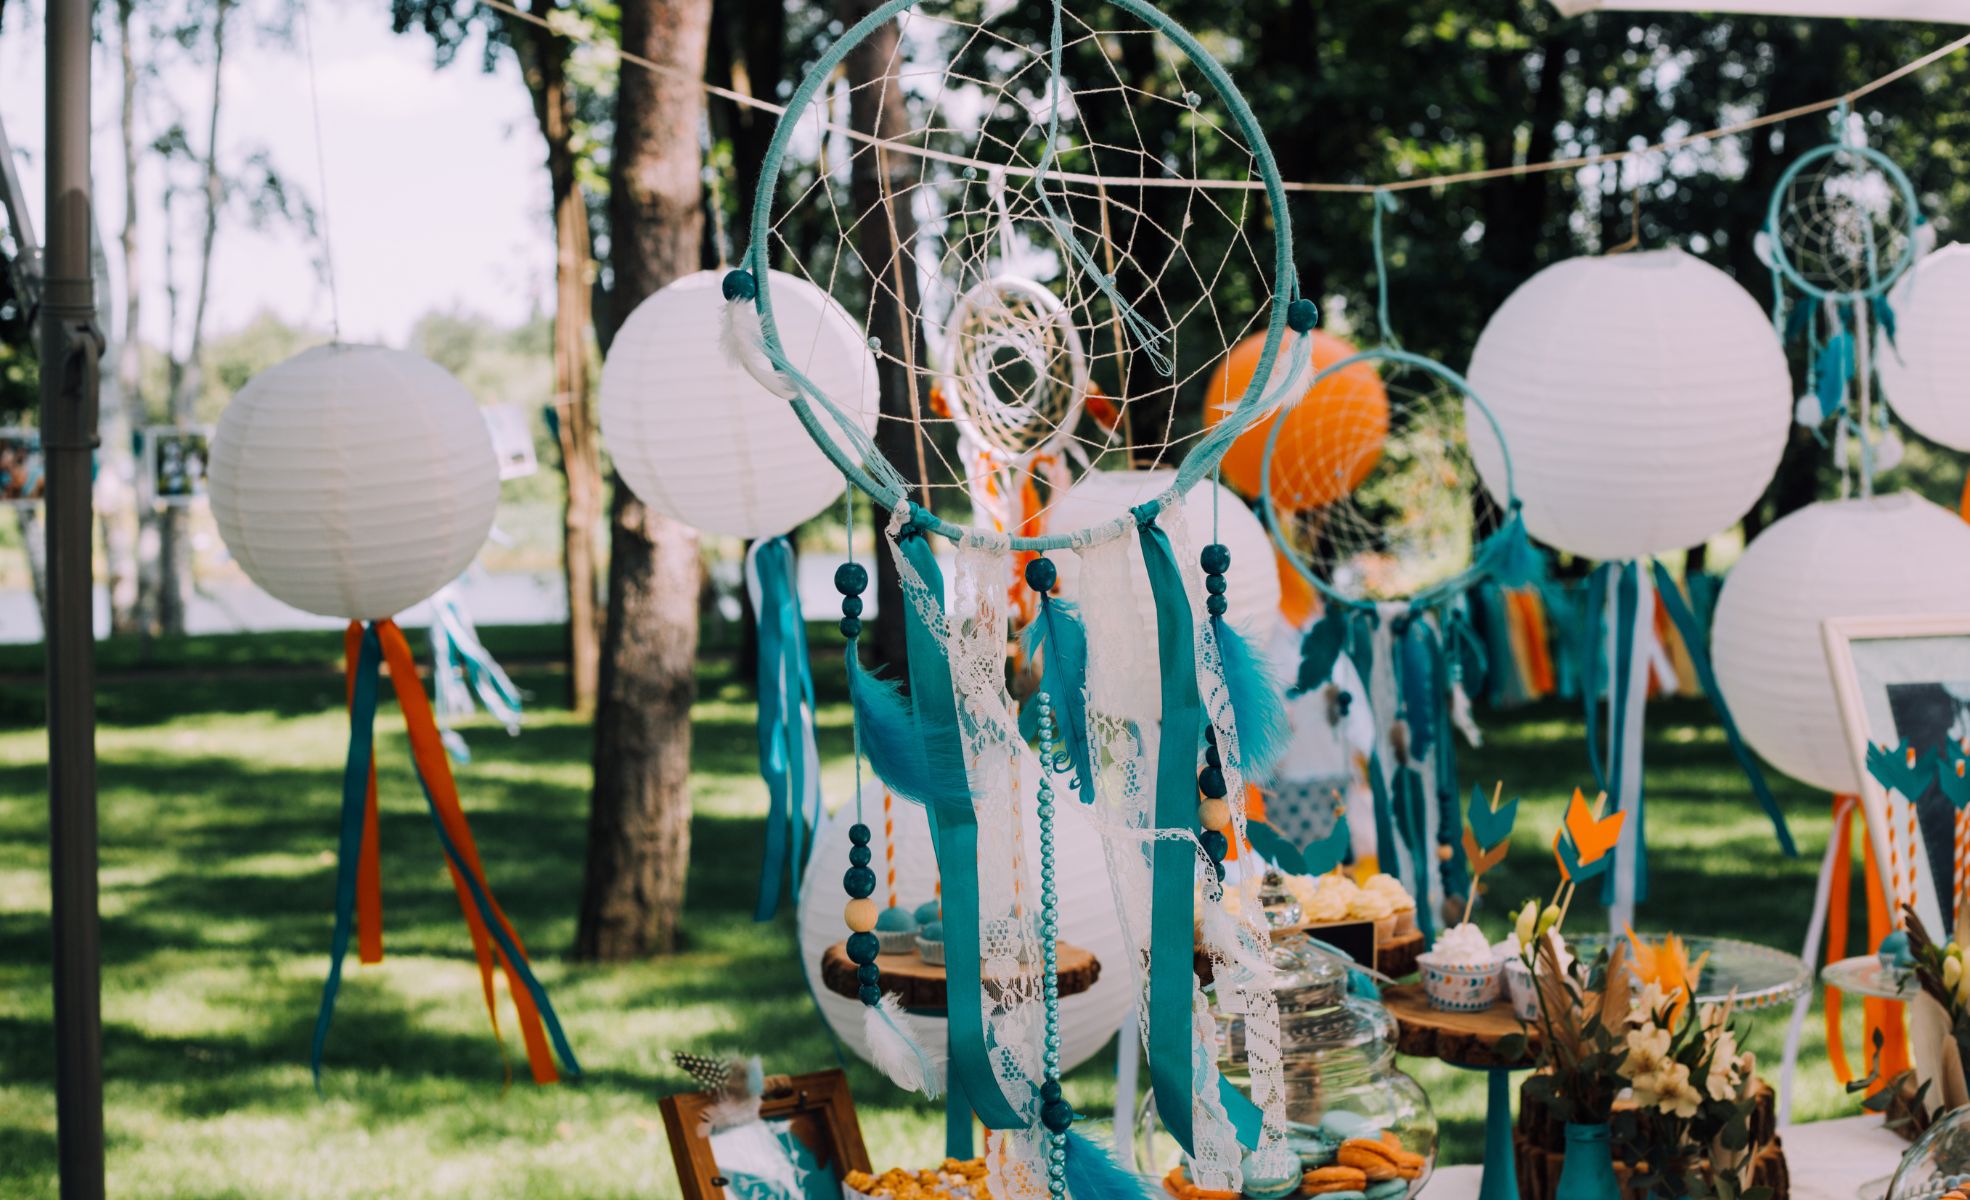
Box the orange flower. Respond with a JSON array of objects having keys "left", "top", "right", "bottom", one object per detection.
[{"left": 1624, "top": 926, "right": 1709, "bottom": 1026}]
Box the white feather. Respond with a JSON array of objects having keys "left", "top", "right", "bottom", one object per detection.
[
  {"left": 1451, "top": 681, "right": 1482, "bottom": 748},
  {"left": 863, "top": 993, "right": 947, "bottom": 1099},
  {"left": 695, "top": 1092, "right": 764, "bottom": 1136},
  {"left": 720, "top": 298, "right": 798, "bottom": 400}
]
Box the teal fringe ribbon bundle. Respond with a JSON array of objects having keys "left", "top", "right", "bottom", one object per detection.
[
  {"left": 750, "top": 537, "right": 822, "bottom": 921},
  {"left": 426, "top": 587, "right": 524, "bottom": 764}
]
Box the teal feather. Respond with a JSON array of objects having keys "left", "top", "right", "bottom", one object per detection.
[
  {"left": 1301, "top": 811, "right": 1350, "bottom": 876},
  {"left": 1021, "top": 597, "right": 1095, "bottom": 798},
  {"left": 1480, "top": 507, "right": 1545, "bottom": 589},
  {"left": 1214, "top": 617, "right": 1289, "bottom": 778},
  {"left": 1243, "top": 819, "right": 1307, "bottom": 875},
  {"left": 1291, "top": 608, "right": 1346, "bottom": 696},
  {"left": 1063, "top": 1128, "right": 1161, "bottom": 1200},
  {"left": 845, "top": 645, "right": 971, "bottom": 812}
]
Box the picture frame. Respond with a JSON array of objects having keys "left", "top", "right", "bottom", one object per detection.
[
  {"left": 144, "top": 425, "right": 213, "bottom": 506},
  {"left": 0, "top": 426, "right": 45, "bottom": 505},
  {"left": 1822, "top": 611, "right": 1970, "bottom": 936},
  {"left": 660, "top": 1068, "right": 870, "bottom": 1200}
]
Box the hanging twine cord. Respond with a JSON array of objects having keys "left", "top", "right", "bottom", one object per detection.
[
  {"left": 298, "top": 0, "right": 342, "bottom": 341},
  {"left": 477, "top": 0, "right": 1968, "bottom": 197}
]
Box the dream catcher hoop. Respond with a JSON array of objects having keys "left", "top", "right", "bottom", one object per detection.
[
  {"left": 739, "top": 0, "right": 1310, "bottom": 550},
  {"left": 1763, "top": 124, "right": 1925, "bottom": 495}
]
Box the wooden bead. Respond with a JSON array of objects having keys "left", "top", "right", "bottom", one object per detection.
[
  {"left": 1198, "top": 798, "right": 1232, "bottom": 831},
  {"left": 845, "top": 897, "right": 880, "bottom": 932},
  {"left": 1437, "top": 844, "right": 1454, "bottom": 861}
]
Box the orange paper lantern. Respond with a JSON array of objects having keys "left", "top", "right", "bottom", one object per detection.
[
  {"left": 1275, "top": 545, "right": 1318, "bottom": 628},
  {"left": 1205, "top": 330, "right": 1389, "bottom": 510}
]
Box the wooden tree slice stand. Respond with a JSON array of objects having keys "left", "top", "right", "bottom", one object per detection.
[
  {"left": 819, "top": 941, "right": 1100, "bottom": 1013},
  {"left": 1382, "top": 984, "right": 1538, "bottom": 1069}
]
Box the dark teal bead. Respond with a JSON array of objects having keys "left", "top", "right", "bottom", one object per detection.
[
  {"left": 1205, "top": 574, "right": 1228, "bottom": 595},
  {"left": 1206, "top": 594, "right": 1228, "bottom": 616},
  {"left": 839, "top": 617, "right": 862, "bottom": 639},
  {"left": 1335, "top": 690, "right": 1353, "bottom": 714},
  {"left": 1200, "top": 543, "right": 1231, "bottom": 573},
  {"left": 1287, "top": 297, "right": 1319, "bottom": 333},
  {"left": 842, "top": 595, "right": 864, "bottom": 618},
  {"left": 722, "top": 268, "right": 758, "bottom": 302},
  {"left": 835, "top": 562, "right": 869, "bottom": 596},
  {"left": 847, "top": 932, "right": 881, "bottom": 962},
  {"left": 1041, "top": 1099, "right": 1075, "bottom": 1133},
  {"left": 1198, "top": 766, "right": 1227, "bottom": 798},
  {"left": 850, "top": 824, "right": 873, "bottom": 845},
  {"left": 1204, "top": 744, "right": 1221, "bottom": 770},
  {"left": 859, "top": 984, "right": 882, "bottom": 1005},
  {"left": 1211, "top": 860, "right": 1226, "bottom": 882},
  {"left": 858, "top": 963, "right": 882, "bottom": 986},
  {"left": 849, "top": 844, "right": 873, "bottom": 866},
  {"left": 844, "top": 866, "right": 877, "bottom": 898},
  {"left": 1200, "top": 829, "right": 1229, "bottom": 860},
  {"left": 1204, "top": 724, "right": 1217, "bottom": 745},
  {"left": 1025, "top": 557, "right": 1058, "bottom": 593},
  {"left": 1040, "top": 1079, "right": 1063, "bottom": 1103}
]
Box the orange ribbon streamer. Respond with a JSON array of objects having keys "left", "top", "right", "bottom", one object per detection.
[{"left": 1824, "top": 794, "right": 1910, "bottom": 1092}]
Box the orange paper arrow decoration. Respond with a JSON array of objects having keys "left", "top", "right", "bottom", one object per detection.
[
  {"left": 1563, "top": 787, "right": 1625, "bottom": 866},
  {"left": 1463, "top": 825, "right": 1509, "bottom": 876}
]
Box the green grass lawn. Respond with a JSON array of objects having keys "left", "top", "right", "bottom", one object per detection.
[{"left": 0, "top": 626, "right": 1879, "bottom": 1197}]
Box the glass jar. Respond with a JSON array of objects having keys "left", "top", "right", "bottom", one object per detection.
[
  {"left": 1888, "top": 1105, "right": 1970, "bottom": 1200},
  {"left": 1136, "top": 935, "right": 1436, "bottom": 1195}
]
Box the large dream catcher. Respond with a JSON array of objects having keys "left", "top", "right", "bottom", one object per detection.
[
  {"left": 725, "top": 0, "right": 1327, "bottom": 1195},
  {"left": 1763, "top": 113, "right": 1925, "bottom": 495}
]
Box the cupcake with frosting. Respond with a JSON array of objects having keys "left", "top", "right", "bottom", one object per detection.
[
  {"left": 1362, "top": 873, "right": 1419, "bottom": 939},
  {"left": 1345, "top": 886, "right": 1399, "bottom": 944},
  {"left": 916, "top": 920, "right": 945, "bottom": 966},
  {"left": 1416, "top": 921, "right": 1504, "bottom": 1012},
  {"left": 874, "top": 905, "right": 919, "bottom": 954},
  {"left": 1302, "top": 875, "right": 1359, "bottom": 925}
]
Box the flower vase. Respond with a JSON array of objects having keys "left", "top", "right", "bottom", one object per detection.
[{"left": 1556, "top": 1122, "right": 1620, "bottom": 1200}]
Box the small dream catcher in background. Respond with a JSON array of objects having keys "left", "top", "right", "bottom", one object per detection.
[{"left": 1761, "top": 110, "right": 1927, "bottom": 495}]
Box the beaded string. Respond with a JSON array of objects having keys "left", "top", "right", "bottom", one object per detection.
[
  {"left": 1199, "top": 543, "right": 1233, "bottom": 893},
  {"left": 836, "top": 490, "right": 884, "bottom": 1006},
  {"left": 1027, "top": 558, "right": 1074, "bottom": 1200}
]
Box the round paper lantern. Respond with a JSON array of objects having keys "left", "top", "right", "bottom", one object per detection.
[
  {"left": 1712, "top": 492, "right": 1970, "bottom": 793},
  {"left": 209, "top": 344, "right": 499, "bottom": 621},
  {"left": 1043, "top": 468, "right": 1281, "bottom": 636},
  {"left": 796, "top": 762, "right": 1131, "bottom": 1075},
  {"left": 601, "top": 269, "right": 880, "bottom": 539},
  {"left": 1877, "top": 244, "right": 1970, "bottom": 451},
  {"left": 1466, "top": 249, "right": 1792, "bottom": 561},
  {"left": 1205, "top": 330, "right": 1389, "bottom": 510}
]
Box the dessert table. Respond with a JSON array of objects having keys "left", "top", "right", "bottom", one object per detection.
[{"left": 1423, "top": 1113, "right": 1908, "bottom": 1199}]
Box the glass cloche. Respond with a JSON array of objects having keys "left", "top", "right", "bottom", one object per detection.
[
  {"left": 1136, "top": 933, "right": 1436, "bottom": 1195},
  {"left": 1888, "top": 1105, "right": 1970, "bottom": 1200}
]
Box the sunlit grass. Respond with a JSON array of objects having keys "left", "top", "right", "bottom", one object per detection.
[{"left": 0, "top": 636, "right": 1875, "bottom": 1197}]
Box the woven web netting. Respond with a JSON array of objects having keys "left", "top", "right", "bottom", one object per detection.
[
  {"left": 1268, "top": 354, "right": 1507, "bottom": 605},
  {"left": 758, "top": 0, "right": 1279, "bottom": 535}
]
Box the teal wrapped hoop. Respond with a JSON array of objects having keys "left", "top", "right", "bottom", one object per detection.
[
  {"left": 741, "top": 0, "right": 1297, "bottom": 550},
  {"left": 1257, "top": 347, "right": 1522, "bottom": 610},
  {"left": 1764, "top": 141, "right": 1920, "bottom": 303}
]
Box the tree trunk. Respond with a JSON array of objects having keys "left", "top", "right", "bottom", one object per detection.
[
  {"left": 575, "top": 0, "right": 709, "bottom": 961},
  {"left": 510, "top": 6, "right": 604, "bottom": 713},
  {"left": 159, "top": 0, "right": 232, "bottom": 637},
  {"left": 840, "top": 0, "right": 924, "bottom": 677},
  {"left": 100, "top": 0, "right": 144, "bottom": 637}
]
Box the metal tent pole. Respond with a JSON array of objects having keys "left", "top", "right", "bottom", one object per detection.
[{"left": 42, "top": 1, "right": 106, "bottom": 1196}]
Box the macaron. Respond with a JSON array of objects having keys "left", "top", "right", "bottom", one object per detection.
[{"left": 1238, "top": 1151, "right": 1300, "bottom": 1200}]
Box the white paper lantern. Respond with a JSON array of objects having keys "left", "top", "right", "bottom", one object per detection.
[
  {"left": 1466, "top": 249, "right": 1792, "bottom": 561},
  {"left": 797, "top": 760, "right": 1131, "bottom": 1075},
  {"left": 209, "top": 344, "right": 499, "bottom": 621},
  {"left": 601, "top": 270, "right": 880, "bottom": 539},
  {"left": 1712, "top": 492, "right": 1970, "bottom": 793},
  {"left": 1042, "top": 469, "right": 1281, "bottom": 637},
  {"left": 1878, "top": 244, "right": 1970, "bottom": 452}
]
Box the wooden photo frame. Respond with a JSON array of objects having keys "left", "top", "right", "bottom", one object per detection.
[
  {"left": 660, "top": 1068, "right": 871, "bottom": 1200},
  {"left": 1822, "top": 612, "right": 1970, "bottom": 936}
]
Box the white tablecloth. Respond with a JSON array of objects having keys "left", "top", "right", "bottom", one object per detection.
[{"left": 1422, "top": 1114, "right": 1906, "bottom": 1198}]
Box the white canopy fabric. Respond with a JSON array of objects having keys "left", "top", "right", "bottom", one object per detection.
[{"left": 1552, "top": 0, "right": 1969, "bottom": 21}]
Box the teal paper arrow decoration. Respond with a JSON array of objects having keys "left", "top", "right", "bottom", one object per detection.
[
  {"left": 1467, "top": 782, "right": 1518, "bottom": 853},
  {"left": 1937, "top": 742, "right": 1970, "bottom": 811},
  {"left": 1867, "top": 739, "right": 1936, "bottom": 802}
]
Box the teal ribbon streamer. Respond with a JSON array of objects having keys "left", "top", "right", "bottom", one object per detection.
[
  {"left": 1367, "top": 749, "right": 1396, "bottom": 872},
  {"left": 1600, "top": 562, "right": 1645, "bottom": 907},
  {"left": 895, "top": 522, "right": 1025, "bottom": 1130},
  {"left": 1580, "top": 564, "right": 1613, "bottom": 793},
  {"left": 1650, "top": 561, "right": 1795, "bottom": 856},
  {"left": 1135, "top": 508, "right": 1203, "bottom": 1154},
  {"left": 753, "top": 537, "right": 819, "bottom": 921},
  {"left": 312, "top": 622, "right": 382, "bottom": 1087}
]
